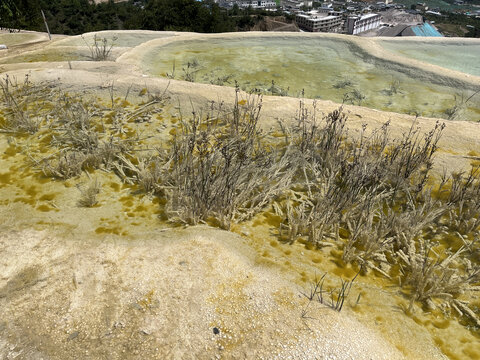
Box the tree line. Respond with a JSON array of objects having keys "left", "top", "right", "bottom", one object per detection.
[{"left": 0, "top": 0, "right": 286, "bottom": 35}]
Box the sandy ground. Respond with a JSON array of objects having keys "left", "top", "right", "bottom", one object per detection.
[
  {"left": 0, "top": 226, "right": 411, "bottom": 359},
  {"left": 1, "top": 30, "right": 479, "bottom": 359}
]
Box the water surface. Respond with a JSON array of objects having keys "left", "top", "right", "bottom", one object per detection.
[
  {"left": 379, "top": 40, "right": 480, "bottom": 76},
  {"left": 54, "top": 31, "right": 173, "bottom": 48},
  {"left": 0, "top": 32, "right": 175, "bottom": 64},
  {"left": 141, "top": 36, "right": 480, "bottom": 121}
]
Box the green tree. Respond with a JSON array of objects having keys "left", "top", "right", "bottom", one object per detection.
[
  {"left": 0, "top": 0, "right": 19, "bottom": 28},
  {"left": 142, "top": 0, "right": 234, "bottom": 32},
  {"left": 0, "top": 0, "right": 41, "bottom": 29},
  {"left": 231, "top": 3, "right": 240, "bottom": 16}
]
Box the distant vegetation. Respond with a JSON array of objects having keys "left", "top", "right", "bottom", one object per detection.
[
  {"left": 0, "top": 0, "right": 289, "bottom": 35},
  {"left": 1, "top": 0, "right": 478, "bottom": 37},
  {"left": 398, "top": 0, "right": 480, "bottom": 11},
  {"left": 425, "top": 11, "right": 480, "bottom": 37}
]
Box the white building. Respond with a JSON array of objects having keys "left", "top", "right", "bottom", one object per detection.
[
  {"left": 258, "top": 0, "right": 277, "bottom": 8},
  {"left": 296, "top": 11, "right": 344, "bottom": 32},
  {"left": 283, "top": 1, "right": 314, "bottom": 10},
  {"left": 346, "top": 13, "right": 381, "bottom": 34},
  {"left": 235, "top": 1, "right": 277, "bottom": 9},
  {"left": 316, "top": 6, "right": 333, "bottom": 13}
]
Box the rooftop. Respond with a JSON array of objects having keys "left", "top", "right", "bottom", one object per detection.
[
  {"left": 297, "top": 12, "right": 340, "bottom": 21},
  {"left": 360, "top": 13, "right": 381, "bottom": 20}
]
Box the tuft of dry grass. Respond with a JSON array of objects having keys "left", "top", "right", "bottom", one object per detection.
[
  {"left": 159, "top": 89, "right": 294, "bottom": 229},
  {"left": 115, "top": 154, "right": 163, "bottom": 194},
  {"left": 301, "top": 271, "right": 359, "bottom": 317},
  {"left": 82, "top": 34, "right": 117, "bottom": 61},
  {"left": 271, "top": 99, "right": 480, "bottom": 323},
  {"left": 77, "top": 179, "right": 101, "bottom": 207},
  {"left": 0, "top": 74, "right": 57, "bottom": 134},
  {"left": 38, "top": 151, "right": 86, "bottom": 180},
  {"left": 398, "top": 243, "right": 480, "bottom": 315}
]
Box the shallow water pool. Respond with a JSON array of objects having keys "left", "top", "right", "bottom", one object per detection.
[
  {"left": 54, "top": 31, "right": 174, "bottom": 48},
  {"left": 379, "top": 40, "right": 480, "bottom": 77},
  {"left": 141, "top": 36, "right": 480, "bottom": 121},
  {"left": 0, "top": 48, "right": 91, "bottom": 64},
  {"left": 0, "top": 32, "right": 175, "bottom": 64}
]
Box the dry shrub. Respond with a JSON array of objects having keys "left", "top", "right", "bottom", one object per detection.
[
  {"left": 39, "top": 151, "right": 86, "bottom": 179},
  {"left": 277, "top": 100, "right": 445, "bottom": 249},
  {"left": 77, "top": 179, "right": 101, "bottom": 207},
  {"left": 82, "top": 34, "right": 117, "bottom": 61},
  {"left": 272, "top": 100, "right": 480, "bottom": 324},
  {"left": 398, "top": 243, "right": 480, "bottom": 316},
  {"left": 162, "top": 92, "right": 294, "bottom": 229},
  {"left": 115, "top": 154, "right": 163, "bottom": 194},
  {"left": 17, "top": 85, "right": 139, "bottom": 179},
  {"left": 0, "top": 75, "right": 57, "bottom": 134}
]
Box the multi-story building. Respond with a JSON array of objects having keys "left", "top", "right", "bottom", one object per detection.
[
  {"left": 316, "top": 6, "right": 333, "bottom": 14},
  {"left": 346, "top": 13, "right": 381, "bottom": 34},
  {"left": 229, "top": 0, "right": 277, "bottom": 9},
  {"left": 296, "top": 11, "right": 344, "bottom": 32},
  {"left": 283, "top": 1, "right": 314, "bottom": 11},
  {"left": 258, "top": 0, "right": 277, "bottom": 8}
]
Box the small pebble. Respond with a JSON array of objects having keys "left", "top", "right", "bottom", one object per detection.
[
  {"left": 68, "top": 331, "right": 79, "bottom": 341},
  {"left": 213, "top": 327, "right": 220, "bottom": 335}
]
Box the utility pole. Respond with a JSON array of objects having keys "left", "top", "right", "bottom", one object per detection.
[{"left": 41, "top": 10, "right": 51, "bottom": 40}]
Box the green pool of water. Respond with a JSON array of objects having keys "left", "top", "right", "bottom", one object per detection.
[
  {"left": 55, "top": 31, "right": 174, "bottom": 48},
  {"left": 379, "top": 40, "right": 480, "bottom": 77},
  {"left": 141, "top": 36, "right": 480, "bottom": 121},
  {"left": 0, "top": 48, "right": 91, "bottom": 64},
  {"left": 0, "top": 32, "right": 176, "bottom": 64}
]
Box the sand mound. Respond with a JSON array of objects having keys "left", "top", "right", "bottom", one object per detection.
[{"left": 0, "top": 227, "right": 406, "bottom": 359}]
